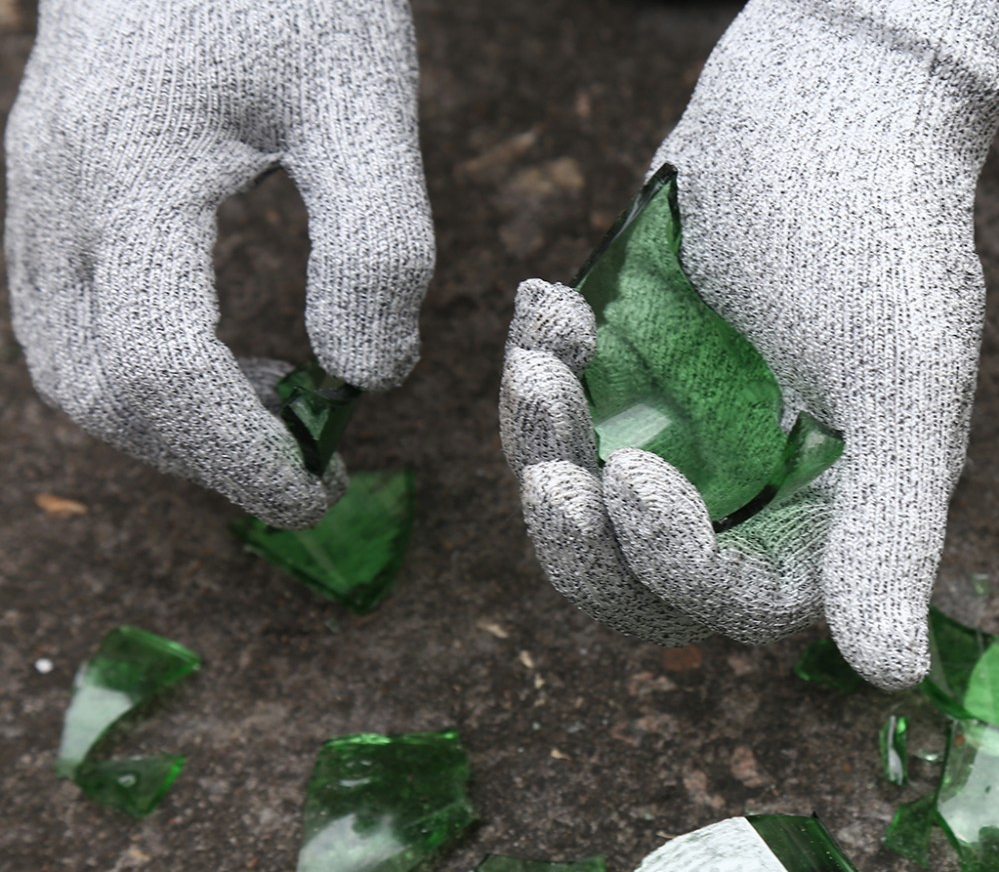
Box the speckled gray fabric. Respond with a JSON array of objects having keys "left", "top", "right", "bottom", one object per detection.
[
  {"left": 502, "top": 0, "right": 999, "bottom": 690},
  {"left": 5, "top": 0, "right": 433, "bottom": 528},
  {"left": 635, "top": 818, "right": 786, "bottom": 872}
]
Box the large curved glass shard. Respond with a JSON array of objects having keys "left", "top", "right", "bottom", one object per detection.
[
  {"left": 232, "top": 468, "right": 415, "bottom": 614},
  {"left": 935, "top": 719, "right": 999, "bottom": 871},
  {"left": 297, "top": 730, "right": 475, "bottom": 872},
  {"left": 574, "top": 164, "right": 843, "bottom": 528},
  {"left": 56, "top": 625, "right": 201, "bottom": 778}
]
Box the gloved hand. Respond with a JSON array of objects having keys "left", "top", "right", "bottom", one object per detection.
[
  {"left": 501, "top": 0, "right": 999, "bottom": 690},
  {"left": 5, "top": 0, "right": 434, "bottom": 528}
]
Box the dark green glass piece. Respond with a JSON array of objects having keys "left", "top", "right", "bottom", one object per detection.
[
  {"left": 923, "top": 608, "right": 997, "bottom": 723},
  {"left": 880, "top": 715, "right": 910, "bottom": 786},
  {"left": 74, "top": 754, "right": 186, "bottom": 818},
  {"left": 232, "top": 468, "right": 415, "bottom": 614},
  {"left": 746, "top": 814, "right": 860, "bottom": 872},
  {"left": 935, "top": 719, "right": 999, "bottom": 871},
  {"left": 279, "top": 360, "right": 360, "bottom": 476},
  {"left": 573, "top": 163, "right": 843, "bottom": 527},
  {"left": 55, "top": 625, "right": 201, "bottom": 779},
  {"left": 296, "top": 730, "right": 476, "bottom": 872},
  {"left": 474, "top": 855, "right": 606, "bottom": 872},
  {"left": 793, "top": 638, "right": 864, "bottom": 692},
  {"left": 884, "top": 795, "right": 936, "bottom": 868}
]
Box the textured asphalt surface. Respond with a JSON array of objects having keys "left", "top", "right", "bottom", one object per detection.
[{"left": 3, "top": 1, "right": 999, "bottom": 870}]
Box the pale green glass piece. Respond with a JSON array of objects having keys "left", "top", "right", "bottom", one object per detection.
[
  {"left": 278, "top": 360, "right": 360, "bottom": 476},
  {"left": 297, "top": 730, "right": 475, "bottom": 872},
  {"left": 935, "top": 719, "right": 999, "bottom": 871},
  {"left": 55, "top": 625, "right": 201, "bottom": 778},
  {"left": 74, "top": 754, "right": 186, "bottom": 818},
  {"left": 880, "top": 715, "right": 909, "bottom": 786},
  {"left": 574, "top": 163, "right": 843, "bottom": 527},
  {"left": 745, "top": 814, "right": 860, "bottom": 872},
  {"left": 884, "top": 795, "right": 935, "bottom": 868},
  {"left": 924, "top": 608, "right": 997, "bottom": 723},
  {"left": 232, "top": 468, "right": 415, "bottom": 614},
  {"left": 474, "top": 855, "right": 606, "bottom": 872}
]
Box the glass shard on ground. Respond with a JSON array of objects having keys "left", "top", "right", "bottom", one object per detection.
[
  {"left": 232, "top": 468, "right": 415, "bottom": 613},
  {"left": 278, "top": 360, "right": 360, "bottom": 475},
  {"left": 935, "top": 719, "right": 999, "bottom": 871},
  {"left": 297, "top": 729, "right": 475, "bottom": 872},
  {"left": 573, "top": 163, "right": 843, "bottom": 528},
  {"left": 884, "top": 795, "right": 935, "bottom": 868},
  {"left": 880, "top": 715, "right": 909, "bottom": 786},
  {"left": 74, "top": 754, "right": 187, "bottom": 818},
  {"left": 474, "top": 855, "right": 606, "bottom": 872},
  {"left": 55, "top": 625, "right": 201, "bottom": 817},
  {"left": 746, "top": 814, "right": 860, "bottom": 872},
  {"left": 793, "top": 638, "right": 864, "bottom": 692}
]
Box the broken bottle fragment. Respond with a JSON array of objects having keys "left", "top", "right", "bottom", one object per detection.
[
  {"left": 232, "top": 467, "right": 415, "bottom": 613},
  {"left": 55, "top": 625, "right": 201, "bottom": 817},
  {"left": 297, "top": 729, "right": 475, "bottom": 872},
  {"left": 279, "top": 360, "right": 360, "bottom": 476},
  {"left": 573, "top": 164, "right": 843, "bottom": 529}
]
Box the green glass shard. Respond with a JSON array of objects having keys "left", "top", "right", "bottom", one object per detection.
[
  {"left": 745, "top": 814, "right": 860, "bottom": 872},
  {"left": 232, "top": 468, "right": 415, "bottom": 614},
  {"left": 74, "top": 754, "right": 186, "bottom": 818},
  {"left": 474, "top": 855, "right": 606, "bottom": 872},
  {"left": 793, "top": 638, "right": 864, "bottom": 692},
  {"left": 279, "top": 360, "right": 360, "bottom": 476},
  {"left": 923, "top": 608, "right": 997, "bottom": 723},
  {"left": 935, "top": 719, "right": 999, "bottom": 871},
  {"left": 573, "top": 163, "right": 843, "bottom": 528},
  {"left": 55, "top": 625, "right": 201, "bottom": 779},
  {"left": 884, "top": 794, "right": 936, "bottom": 868},
  {"left": 880, "top": 715, "right": 909, "bottom": 786},
  {"left": 296, "top": 730, "right": 476, "bottom": 872}
]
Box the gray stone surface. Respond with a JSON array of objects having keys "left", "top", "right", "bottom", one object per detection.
[{"left": 1, "top": 1, "right": 997, "bottom": 870}]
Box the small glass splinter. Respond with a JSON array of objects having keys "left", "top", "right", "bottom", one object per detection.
[
  {"left": 880, "top": 715, "right": 909, "bottom": 786},
  {"left": 232, "top": 468, "right": 415, "bottom": 613},
  {"left": 278, "top": 360, "right": 360, "bottom": 476},
  {"left": 573, "top": 164, "right": 843, "bottom": 529},
  {"left": 297, "top": 730, "right": 476, "bottom": 872},
  {"left": 55, "top": 625, "right": 201, "bottom": 817}
]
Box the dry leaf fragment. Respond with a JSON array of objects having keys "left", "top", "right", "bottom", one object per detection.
[
  {"left": 35, "top": 494, "right": 87, "bottom": 517},
  {"left": 477, "top": 620, "right": 509, "bottom": 639}
]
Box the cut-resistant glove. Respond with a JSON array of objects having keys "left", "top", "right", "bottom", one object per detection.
[
  {"left": 501, "top": 0, "right": 999, "bottom": 690},
  {"left": 5, "top": 0, "right": 434, "bottom": 528}
]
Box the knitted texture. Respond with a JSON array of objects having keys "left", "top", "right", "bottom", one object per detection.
[
  {"left": 5, "top": 0, "right": 434, "bottom": 528},
  {"left": 634, "top": 818, "right": 786, "bottom": 872},
  {"left": 501, "top": 0, "right": 999, "bottom": 690}
]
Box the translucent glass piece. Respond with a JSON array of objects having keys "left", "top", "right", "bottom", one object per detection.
[
  {"left": 296, "top": 730, "right": 475, "bottom": 872},
  {"left": 884, "top": 795, "right": 935, "bottom": 868},
  {"left": 924, "top": 608, "right": 998, "bottom": 723},
  {"left": 574, "top": 163, "right": 843, "bottom": 528},
  {"left": 745, "top": 814, "right": 860, "bottom": 872},
  {"left": 880, "top": 715, "right": 909, "bottom": 786},
  {"left": 935, "top": 719, "right": 999, "bottom": 871},
  {"left": 232, "top": 468, "right": 415, "bottom": 614},
  {"left": 474, "top": 855, "right": 606, "bottom": 872},
  {"left": 55, "top": 625, "right": 201, "bottom": 779},
  {"left": 278, "top": 360, "right": 360, "bottom": 475},
  {"left": 74, "top": 754, "right": 186, "bottom": 818},
  {"left": 793, "top": 638, "right": 863, "bottom": 692}
]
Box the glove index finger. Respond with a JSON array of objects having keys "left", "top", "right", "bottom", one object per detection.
[{"left": 507, "top": 279, "right": 596, "bottom": 374}]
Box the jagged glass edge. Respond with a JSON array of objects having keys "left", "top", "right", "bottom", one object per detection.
[
  {"left": 746, "top": 814, "right": 861, "bottom": 872},
  {"left": 573, "top": 163, "right": 843, "bottom": 530}
]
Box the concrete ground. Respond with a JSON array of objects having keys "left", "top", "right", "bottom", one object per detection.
[{"left": 3, "top": 1, "right": 999, "bottom": 870}]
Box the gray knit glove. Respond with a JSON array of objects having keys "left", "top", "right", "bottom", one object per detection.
[
  {"left": 5, "top": 0, "right": 433, "bottom": 528},
  {"left": 501, "top": 0, "right": 999, "bottom": 690}
]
